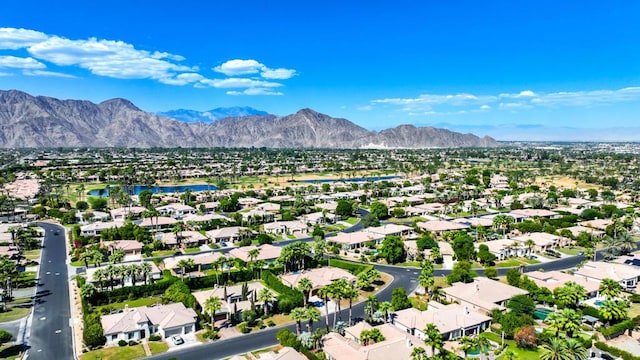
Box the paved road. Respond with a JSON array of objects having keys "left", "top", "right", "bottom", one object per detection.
[
  {"left": 144, "top": 263, "right": 415, "bottom": 360},
  {"left": 27, "top": 222, "right": 73, "bottom": 360}
]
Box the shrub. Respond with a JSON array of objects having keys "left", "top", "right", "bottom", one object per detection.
[
  {"left": 148, "top": 334, "right": 162, "bottom": 341},
  {"left": 261, "top": 270, "right": 303, "bottom": 313},
  {"left": 514, "top": 326, "right": 537, "bottom": 349},
  {"left": 594, "top": 341, "right": 640, "bottom": 360},
  {"left": 128, "top": 340, "right": 138, "bottom": 346},
  {"left": 276, "top": 328, "right": 302, "bottom": 351},
  {"left": 237, "top": 322, "right": 251, "bottom": 334},
  {"left": 599, "top": 319, "right": 634, "bottom": 339},
  {"left": 202, "top": 329, "right": 219, "bottom": 340},
  {"left": 118, "top": 339, "right": 128, "bottom": 347},
  {"left": 267, "top": 320, "right": 276, "bottom": 327},
  {"left": 629, "top": 293, "right": 640, "bottom": 303}
]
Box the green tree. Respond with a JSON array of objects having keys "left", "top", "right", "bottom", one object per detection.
[
  {"left": 369, "top": 201, "right": 389, "bottom": 220},
  {"left": 297, "top": 277, "right": 313, "bottom": 307},
  {"left": 506, "top": 268, "right": 521, "bottom": 287},
  {"left": 290, "top": 307, "right": 306, "bottom": 337},
  {"left": 335, "top": 200, "right": 355, "bottom": 217},
  {"left": 598, "top": 278, "right": 622, "bottom": 300},
  {"left": 446, "top": 261, "right": 477, "bottom": 284},
  {"left": 599, "top": 300, "right": 629, "bottom": 324},
  {"left": 539, "top": 338, "right": 571, "bottom": 360},
  {"left": 507, "top": 294, "right": 536, "bottom": 316},
  {"left": 391, "top": 287, "right": 412, "bottom": 310},
  {"left": 416, "top": 232, "right": 437, "bottom": 251},
  {"left": 379, "top": 235, "right": 406, "bottom": 264},
  {"left": 204, "top": 296, "right": 222, "bottom": 328},
  {"left": 423, "top": 323, "right": 443, "bottom": 355},
  {"left": 0, "top": 329, "right": 12, "bottom": 346},
  {"left": 452, "top": 232, "right": 475, "bottom": 261}
]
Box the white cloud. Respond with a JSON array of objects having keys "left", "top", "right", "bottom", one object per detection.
[
  {"left": 201, "top": 77, "right": 282, "bottom": 89},
  {"left": 214, "top": 59, "right": 265, "bottom": 76},
  {"left": 0, "top": 72, "right": 11, "bottom": 77},
  {"left": 0, "top": 56, "right": 46, "bottom": 69},
  {"left": 0, "top": 28, "right": 48, "bottom": 49},
  {"left": 261, "top": 67, "right": 296, "bottom": 79},
  {"left": 226, "top": 88, "right": 283, "bottom": 96},
  {"left": 357, "top": 105, "right": 373, "bottom": 111},
  {"left": 28, "top": 36, "right": 195, "bottom": 81},
  {"left": 22, "top": 70, "right": 76, "bottom": 78},
  {"left": 372, "top": 86, "right": 640, "bottom": 114},
  {"left": 0, "top": 28, "right": 297, "bottom": 95}
]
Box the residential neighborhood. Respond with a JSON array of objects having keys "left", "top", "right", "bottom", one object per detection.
[{"left": 0, "top": 146, "right": 640, "bottom": 360}]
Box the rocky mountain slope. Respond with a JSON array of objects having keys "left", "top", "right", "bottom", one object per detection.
[{"left": 0, "top": 90, "right": 498, "bottom": 148}]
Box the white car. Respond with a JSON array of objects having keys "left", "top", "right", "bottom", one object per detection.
[{"left": 171, "top": 335, "right": 184, "bottom": 345}]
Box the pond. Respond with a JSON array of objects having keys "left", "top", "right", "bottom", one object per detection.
[
  {"left": 299, "top": 175, "right": 400, "bottom": 183},
  {"left": 88, "top": 184, "right": 216, "bottom": 196}
]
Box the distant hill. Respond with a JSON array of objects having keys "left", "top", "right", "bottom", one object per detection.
[
  {"left": 0, "top": 90, "right": 498, "bottom": 148},
  {"left": 157, "top": 106, "right": 268, "bottom": 123}
]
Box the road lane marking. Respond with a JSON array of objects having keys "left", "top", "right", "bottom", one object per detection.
[
  {"left": 55, "top": 273, "right": 60, "bottom": 276},
  {"left": 46, "top": 272, "right": 51, "bottom": 275},
  {"left": 55, "top": 329, "right": 61, "bottom": 334},
  {"left": 39, "top": 317, "right": 46, "bottom": 320}
]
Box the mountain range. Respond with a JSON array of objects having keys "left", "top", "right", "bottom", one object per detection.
[
  {"left": 157, "top": 107, "right": 268, "bottom": 123},
  {"left": 0, "top": 90, "right": 498, "bottom": 148}
]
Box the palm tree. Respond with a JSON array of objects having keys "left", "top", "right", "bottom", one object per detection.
[
  {"left": 600, "top": 300, "right": 629, "bottom": 325},
  {"left": 80, "top": 283, "right": 97, "bottom": 300},
  {"left": 93, "top": 268, "right": 106, "bottom": 291},
  {"left": 411, "top": 347, "right": 427, "bottom": 360},
  {"left": 423, "top": 323, "right": 443, "bottom": 355},
  {"left": 176, "top": 258, "right": 195, "bottom": 279},
  {"left": 492, "top": 214, "right": 514, "bottom": 237},
  {"left": 616, "top": 232, "right": 636, "bottom": 255},
  {"left": 106, "top": 264, "right": 117, "bottom": 291},
  {"left": 563, "top": 338, "right": 587, "bottom": 360},
  {"left": 317, "top": 286, "right": 331, "bottom": 329},
  {"left": 378, "top": 301, "right": 393, "bottom": 323},
  {"left": 258, "top": 288, "right": 274, "bottom": 316},
  {"left": 290, "top": 307, "right": 306, "bottom": 337},
  {"left": 305, "top": 307, "right": 321, "bottom": 333},
  {"left": 343, "top": 285, "right": 358, "bottom": 325},
  {"left": 204, "top": 296, "right": 222, "bottom": 328},
  {"left": 560, "top": 308, "right": 582, "bottom": 338},
  {"left": 539, "top": 338, "right": 571, "bottom": 360},
  {"left": 418, "top": 272, "right": 434, "bottom": 295},
  {"left": 430, "top": 286, "right": 445, "bottom": 303},
  {"left": 140, "top": 262, "right": 152, "bottom": 285},
  {"left": 80, "top": 251, "right": 93, "bottom": 268},
  {"left": 297, "top": 277, "right": 313, "bottom": 307},
  {"left": 599, "top": 278, "right": 622, "bottom": 300},
  {"left": 459, "top": 336, "right": 478, "bottom": 359},
  {"left": 554, "top": 281, "right": 587, "bottom": 308},
  {"left": 524, "top": 239, "right": 536, "bottom": 254},
  {"left": 364, "top": 295, "right": 379, "bottom": 323}
]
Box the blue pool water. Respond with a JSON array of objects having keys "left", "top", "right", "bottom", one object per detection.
[
  {"left": 594, "top": 300, "right": 605, "bottom": 307},
  {"left": 88, "top": 184, "right": 216, "bottom": 196},
  {"left": 300, "top": 175, "right": 400, "bottom": 183}
]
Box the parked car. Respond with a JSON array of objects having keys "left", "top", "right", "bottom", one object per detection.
[{"left": 171, "top": 335, "right": 184, "bottom": 345}]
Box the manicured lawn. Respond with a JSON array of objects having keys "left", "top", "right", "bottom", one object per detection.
[
  {"left": 387, "top": 216, "right": 427, "bottom": 223},
  {"left": 494, "top": 259, "right": 522, "bottom": 267},
  {"left": 148, "top": 341, "right": 169, "bottom": 355},
  {"left": 151, "top": 250, "right": 177, "bottom": 257},
  {"left": 184, "top": 247, "right": 201, "bottom": 253},
  {"left": 80, "top": 344, "right": 146, "bottom": 360},
  {"left": 480, "top": 332, "right": 541, "bottom": 360},
  {"left": 15, "top": 271, "right": 37, "bottom": 288},
  {"left": 0, "top": 306, "right": 31, "bottom": 322},
  {"left": 556, "top": 247, "right": 582, "bottom": 256},
  {"left": 23, "top": 249, "right": 41, "bottom": 261},
  {"left": 0, "top": 344, "right": 23, "bottom": 360},
  {"left": 629, "top": 302, "right": 640, "bottom": 318},
  {"left": 345, "top": 217, "right": 359, "bottom": 225}
]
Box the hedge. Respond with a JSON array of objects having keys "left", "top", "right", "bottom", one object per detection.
[
  {"left": 580, "top": 305, "right": 603, "bottom": 321},
  {"left": 595, "top": 341, "right": 640, "bottom": 360},
  {"left": 261, "top": 270, "right": 303, "bottom": 313},
  {"left": 599, "top": 319, "right": 633, "bottom": 339},
  {"left": 89, "top": 276, "right": 178, "bottom": 306},
  {"left": 328, "top": 258, "right": 372, "bottom": 275},
  {"left": 185, "top": 269, "right": 254, "bottom": 290}
]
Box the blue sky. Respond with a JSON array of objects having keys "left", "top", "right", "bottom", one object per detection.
[{"left": 1, "top": 1, "right": 639, "bottom": 140}]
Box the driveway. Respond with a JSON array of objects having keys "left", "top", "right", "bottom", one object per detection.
[{"left": 166, "top": 333, "right": 198, "bottom": 351}]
